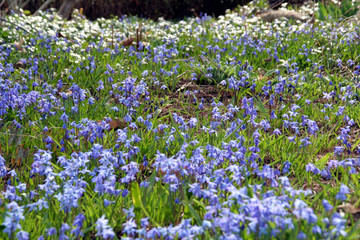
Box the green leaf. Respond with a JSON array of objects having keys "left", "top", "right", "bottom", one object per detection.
[
  {"left": 318, "top": 3, "right": 329, "bottom": 21},
  {"left": 254, "top": 97, "right": 268, "bottom": 116},
  {"left": 315, "top": 152, "right": 331, "bottom": 169},
  {"left": 131, "top": 181, "right": 142, "bottom": 209},
  {"left": 23, "top": 10, "right": 31, "bottom": 15},
  {"left": 131, "top": 182, "right": 161, "bottom": 227}
]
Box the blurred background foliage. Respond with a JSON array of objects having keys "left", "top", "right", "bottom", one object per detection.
[
  {"left": 4, "top": 0, "right": 253, "bottom": 20},
  {"left": 0, "top": 0, "right": 359, "bottom": 23}
]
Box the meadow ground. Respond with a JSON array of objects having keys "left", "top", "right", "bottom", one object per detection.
[{"left": 0, "top": 1, "right": 360, "bottom": 239}]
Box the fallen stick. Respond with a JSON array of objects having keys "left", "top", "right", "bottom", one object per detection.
[{"left": 260, "top": 9, "right": 306, "bottom": 22}]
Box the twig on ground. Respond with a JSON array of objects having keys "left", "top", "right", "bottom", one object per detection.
[
  {"left": 20, "top": 0, "right": 30, "bottom": 9},
  {"left": 34, "top": 0, "right": 54, "bottom": 16},
  {"left": 0, "top": 17, "right": 29, "bottom": 32}
]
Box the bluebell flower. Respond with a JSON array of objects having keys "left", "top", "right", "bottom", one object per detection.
[
  {"left": 123, "top": 206, "right": 135, "bottom": 219},
  {"left": 273, "top": 128, "right": 281, "bottom": 136},
  {"left": 349, "top": 167, "right": 357, "bottom": 174},
  {"left": 3, "top": 202, "right": 24, "bottom": 238},
  {"left": 259, "top": 120, "right": 270, "bottom": 131},
  {"left": 312, "top": 225, "right": 322, "bottom": 235},
  {"left": 335, "top": 183, "right": 350, "bottom": 201},
  {"left": 104, "top": 199, "right": 114, "bottom": 207},
  {"left": 331, "top": 212, "right": 347, "bottom": 237},
  {"left": 287, "top": 136, "right": 296, "bottom": 143},
  {"left": 320, "top": 169, "right": 331, "bottom": 180},
  {"left": 336, "top": 58, "right": 342, "bottom": 67},
  {"left": 59, "top": 223, "right": 70, "bottom": 240},
  {"left": 322, "top": 199, "right": 333, "bottom": 212},
  {"left": 147, "top": 227, "right": 161, "bottom": 239},
  {"left": 278, "top": 176, "right": 291, "bottom": 187},
  {"left": 300, "top": 137, "right": 311, "bottom": 148},
  {"left": 47, "top": 227, "right": 57, "bottom": 236},
  {"left": 122, "top": 218, "right": 137, "bottom": 236},
  {"left": 334, "top": 146, "right": 344, "bottom": 156},
  {"left": 16, "top": 231, "right": 29, "bottom": 240},
  {"left": 8, "top": 169, "right": 17, "bottom": 177},
  {"left": 54, "top": 181, "right": 85, "bottom": 213},
  {"left": 60, "top": 112, "right": 69, "bottom": 122},
  {"left": 71, "top": 213, "right": 85, "bottom": 237},
  {"left": 297, "top": 231, "right": 306, "bottom": 239},
  {"left": 122, "top": 189, "right": 129, "bottom": 197},
  {"left": 0, "top": 154, "right": 7, "bottom": 177},
  {"left": 140, "top": 218, "right": 149, "bottom": 228},
  {"left": 305, "top": 163, "right": 320, "bottom": 175},
  {"left": 282, "top": 161, "right": 292, "bottom": 174},
  {"left": 88, "top": 97, "right": 95, "bottom": 105},
  {"left": 140, "top": 181, "right": 149, "bottom": 188},
  {"left": 96, "top": 215, "right": 115, "bottom": 239},
  {"left": 142, "top": 70, "right": 149, "bottom": 77}
]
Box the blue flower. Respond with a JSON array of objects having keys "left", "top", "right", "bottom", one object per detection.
[
  {"left": 123, "top": 206, "right": 135, "bottom": 219},
  {"left": 3, "top": 202, "right": 24, "bottom": 238},
  {"left": 331, "top": 212, "right": 347, "bottom": 237},
  {"left": 59, "top": 223, "right": 70, "bottom": 240},
  {"left": 122, "top": 218, "right": 137, "bottom": 236},
  {"left": 335, "top": 183, "right": 350, "bottom": 201},
  {"left": 16, "top": 231, "right": 29, "bottom": 240},
  {"left": 96, "top": 215, "right": 115, "bottom": 239},
  {"left": 71, "top": 213, "right": 85, "bottom": 237},
  {"left": 305, "top": 163, "right": 320, "bottom": 175},
  {"left": 47, "top": 227, "right": 57, "bottom": 236},
  {"left": 334, "top": 146, "right": 344, "bottom": 156},
  {"left": 141, "top": 70, "right": 149, "bottom": 77},
  {"left": 0, "top": 154, "right": 7, "bottom": 177},
  {"left": 140, "top": 218, "right": 149, "bottom": 228},
  {"left": 297, "top": 231, "right": 306, "bottom": 239},
  {"left": 322, "top": 199, "right": 333, "bottom": 212},
  {"left": 273, "top": 128, "right": 281, "bottom": 136},
  {"left": 282, "top": 161, "right": 292, "bottom": 174}
]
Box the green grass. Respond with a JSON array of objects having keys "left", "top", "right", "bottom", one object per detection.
[{"left": 0, "top": 1, "right": 359, "bottom": 239}]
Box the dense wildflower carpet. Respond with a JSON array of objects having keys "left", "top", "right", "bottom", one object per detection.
[{"left": 0, "top": 1, "right": 360, "bottom": 239}]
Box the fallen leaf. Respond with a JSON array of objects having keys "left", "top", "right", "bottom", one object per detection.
[
  {"left": 98, "top": 117, "right": 127, "bottom": 131},
  {"left": 263, "top": 58, "right": 272, "bottom": 62},
  {"left": 121, "top": 37, "right": 135, "bottom": 47},
  {"left": 338, "top": 203, "right": 360, "bottom": 214},
  {"left": 14, "top": 61, "right": 24, "bottom": 69},
  {"left": 14, "top": 37, "right": 25, "bottom": 51},
  {"left": 16, "top": 146, "right": 29, "bottom": 167},
  {"left": 337, "top": 203, "right": 360, "bottom": 222},
  {"left": 109, "top": 118, "right": 127, "bottom": 130}
]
